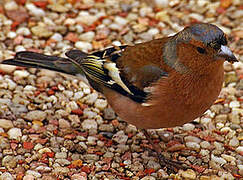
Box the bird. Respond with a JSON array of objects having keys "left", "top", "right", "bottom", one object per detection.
[{"left": 1, "top": 23, "right": 238, "bottom": 172}]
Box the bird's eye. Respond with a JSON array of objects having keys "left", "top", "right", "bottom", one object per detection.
[{"left": 197, "top": 47, "right": 206, "bottom": 54}]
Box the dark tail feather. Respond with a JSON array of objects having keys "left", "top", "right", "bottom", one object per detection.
[{"left": 2, "top": 51, "right": 82, "bottom": 75}]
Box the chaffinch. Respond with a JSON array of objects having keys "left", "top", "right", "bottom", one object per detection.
[{"left": 1, "top": 23, "right": 238, "bottom": 171}]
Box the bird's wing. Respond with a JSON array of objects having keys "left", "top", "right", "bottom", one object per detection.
[{"left": 66, "top": 39, "right": 168, "bottom": 103}]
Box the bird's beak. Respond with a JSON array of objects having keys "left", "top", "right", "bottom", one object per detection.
[{"left": 216, "top": 45, "right": 238, "bottom": 63}]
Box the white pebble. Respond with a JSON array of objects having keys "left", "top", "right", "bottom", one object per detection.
[
  {"left": 82, "top": 119, "right": 97, "bottom": 130},
  {"left": 211, "top": 154, "right": 227, "bottom": 165},
  {"left": 26, "top": 3, "right": 45, "bottom": 17},
  {"left": 4, "top": 1, "right": 18, "bottom": 10},
  {"left": 75, "top": 41, "right": 92, "bottom": 52},
  {"left": 73, "top": 91, "right": 84, "bottom": 100},
  {"left": 16, "top": 27, "right": 31, "bottom": 36},
  {"left": 221, "top": 154, "right": 236, "bottom": 162},
  {"left": 112, "top": 130, "right": 128, "bottom": 144},
  {"left": 112, "top": 41, "right": 122, "bottom": 46},
  {"left": 229, "top": 101, "right": 240, "bottom": 108},
  {"left": 114, "top": 16, "right": 128, "bottom": 26},
  {"left": 0, "top": 119, "right": 13, "bottom": 129},
  {"left": 0, "top": 172, "right": 14, "bottom": 180},
  {"left": 79, "top": 31, "right": 95, "bottom": 42},
  {"left": 182, "top": 123, "right": 195, "bottom": 131},
  {"left": 235, "top": 146, "right": 243, "bottom": 153},
  {"left": 14, "top": 70, "right": 30, "bottom": 78},
  {"left": 24, "top": 85, "right": 37, "bottom": 91},
  {"left": 229, "top": 136, "right": 239, "bottom": 147},
  {"left": 186, "top": 142, "right": 200, "bottom": 151},
  {"left": 15, "top": 45, "right": 26, "bottom": 52},
  {"left": 7, "top": 31, "right": 17, "bottom": 39},
  {"left": 64, "top": 18, "right": 76, "bottom": 25},
  {"left": 148, "top": 28, "right": 159, "bottom": 36},
  {"left": 75, "top": 25, "right": 84, "bottom": 33},
  {"left": 94, "top": 99, "right": 108, "bottom": 110},
  {"left": 8, "top": 128, "right": 22, "bottom": 140},
  {"left": 26, "top": 170, "right": 41, "bottom": 178},
  {"left": 51, "top": 33, "right": 63, "bottom": 42}
]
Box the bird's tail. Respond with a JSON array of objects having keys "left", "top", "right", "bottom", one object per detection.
[{"left": 1, "top": 51, "right": 86, "bottom": 75}]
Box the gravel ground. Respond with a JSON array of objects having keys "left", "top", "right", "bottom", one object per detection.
[{"left": 0, "top": 0, "right": 242, "bottom": 179}]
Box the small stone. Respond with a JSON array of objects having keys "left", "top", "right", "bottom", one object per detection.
[
  {"left": 14, "top": 70, "right": 30, "bottom": 78},
  {"left": 53, "top": 167, "right": 69, "bottom": 175},
  {"left": 221, "top": 154, "right": 236, "bottom": 162},
  {"left": 4, "top": 1, "right": 18, "bottom": 10},
  {"left": 26, "top": 3, "right": 45, "bottom": 16},
  {"left": 229, "top": 101, "right": 240, "bottom": 108},
  {"left": 59, "top": 119, "right": 71, "bottom": 129},
  {"left": 1, "top": 172, "right": 14, "bottom": 180},
  {"left": 141, "top": 176, "right": 156, "bottom": 180},
  {"left": 79, "top": 31, "right": 95, "bottom": 42},
  {"left": 99, "top": 124, "right": 114, "bottom": 132},
  {"left": 83, "top": 93, "right": 98, "bottom": 105},
  {"left": 7, "top": 128, "right": 22, "bottom": 140},
  {"left": 157, "top": 130, "right": 173, "bottom": 142},
  {"left": 229, "top": 136, "right": 239, "bottom": 147},
  {"left": 0, "top": 119, "right": 13, "bottom": 129},
  {"left": 16, "top": 27, "right": 31, "bottom": 36},
  {"left": 200, "top": 141, "right": 211, "bottom": 149},
  {"left": 182, "top": 123, "right": 195, "bottom": 131},
  {"left": 51, "top": 33, "right": 63, "bottom": 42},
  {"left": 24, "top": 110, "right": 47, "bottom": 121},
  {"left": 23, "top": 175, "right": 35, "bottom": 180},
  {"left": 147, "top": 160, "right": 161, "bottom": 170},
  {"left": 55, "top": 159, "right": 71, "bottom": 166},
  {"left": 103, "top": 107, "right": 116, "bottom": 120},
  {"left": 82, "top": 119, "right": 97, "bottom": 130},
  {"left": 112, "top": 130, "right": 128, "bottom": 144},
  {"left": 181, "top": 169, "right": 196, "bottom": 179},
  {"left": 55, "top": 152, "right": 67, "bottom": 159},
  {"left": 186, "top": 142, "right": 200, "bottom": 151},
  {"left": 48, "top": 3, "right": 69, "bottom": 13},
  {"left": 31, "top": 25, "right": 53, "bottom": 38},
  {"left": 184, "top": 136, "right": 201, "bottom": 143},
  {"left": 75, "top": 41, "right": 92, "bottom": 52},
  {"left": 211, "top": 154, "right": 227, "bottom": 165},
  {"left": 94, "top": 99, "right": 108, "bottom": 110},
  {"left": 2, "top": 155, "right": 17, "bottom": 168}
]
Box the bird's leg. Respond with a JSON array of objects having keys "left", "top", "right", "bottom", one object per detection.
[{"left": 142, "top": 129, "right": 189, "bottom": 173}]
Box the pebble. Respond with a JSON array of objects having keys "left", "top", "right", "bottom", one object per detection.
[
  {"left": 141, "top": 176, "right": 156, "bottom": 180},
  {"left": 55, "top": 159, "right": 71, "bottom": 166},
  {"left": 184, "top": 136, "right": 201, "bottom": 143},
  {"left": 229, "top": 101, "right": 240, "bottom": 108},
  {"left": 7, "top": 31, "right": 17, "bottom": 39},
  {"left": 112, "top": 130, "right": 128, "bottom": 144},
  {"left": 229, "top": 136, "right": 239, "bottom": 147},
  {"left": 75, "top": 41, "right": 92, "bottom": 52},
  {"left": 211, "top": 154, "right": 227, "bottom": 165},
  {"left": 0, "top": 119, "right": 13, "bottom": 129},
  {"left": 55, "top": 152, "right": 67, "bottom": 159},
  {"left": 186, "top": 142, "right": 200, "bottom": 151},
  {"left": 2, "top": 155, "right": 17, "bottom": 168},
  {"left": 83, "top": 93, "right": 98, "bottom": 104},
  {"left": 26, "top": 3, "right": 45, "bottom": 16},
  {"left": 99, "top": 124, "right": 114, "bottom": 132},
  {"left": 51, "top": 33, "right": 63, "bottom": 42},
  {"left": 16, "top": 27, "right": 31, "bottom": 36},
  {"left": 79, "top": 31, "right": 95, "bottom": 42},
  {"left": 31, "top": 25, "right": 53, "bottom": 38},
  {"left": 180, "top": 169, "right": 196, "bottom": 179},
  {"left": 7, "top": 128, "right": 22, "bottom": 140},
  {"left": 82, "top": 119, "right": 97, "bottom": 130},
  {"left": 14, "top": 70, "right": 30, "bottom": 78},
  {"left": 4, "top": 1, "right": 18, "bottom": 10},
  {"left": 103, "top": 107, "right": 116, "bottom": 120},
  {"left": 94, "top": 99, "right": 108, "bottom": 110},
  {"left": 24, "top": 110, "right": 47, "bottom": 121},
  {"left": 221, "top": 154, "right": 236, "bottom": 162},
  {"left": 23, "top": 175, "right": 35, "bottom": 180},
  {"left": 53, "top": 167, "right": 69, "bottom": 175},
  {"left": 182, "top": 123, "right": 195, "bottom": 131},
  {"left": 0, "top": 172, "right": 14, "bottom": 180},
  {"left": 59, "top": 119, "right": 71, "bottom": 129}
]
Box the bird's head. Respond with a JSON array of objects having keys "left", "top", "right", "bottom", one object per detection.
[{"left": 164, "top": 23, "right": 238, "bottom": 74}]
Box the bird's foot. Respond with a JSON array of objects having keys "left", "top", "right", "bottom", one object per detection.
[
  {"left": 142, "top": 129, "right": 189, "bottom": 173},
  {"left": 156, "top": 153, "right": 189, "bottom": 174}
]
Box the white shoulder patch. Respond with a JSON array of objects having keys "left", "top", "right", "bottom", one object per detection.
[{"left": 104, "top": 62, "right": 133, "bottom": 95}]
